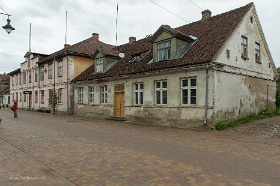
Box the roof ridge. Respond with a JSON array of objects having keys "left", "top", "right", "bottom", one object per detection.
[{"left": 175, "top": 2, "right": 254, "bottom": 30}]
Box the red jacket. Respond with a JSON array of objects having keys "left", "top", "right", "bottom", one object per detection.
[{"left": 12, "top": 102, "right": 18, "bottom": 111}]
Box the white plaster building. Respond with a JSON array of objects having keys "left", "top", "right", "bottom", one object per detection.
[
  {"left": 72, "top": 3, "right": 277, "bottom": 128},
  {"left": 8, "top": 33, "right": 105, "bottom": 112}
]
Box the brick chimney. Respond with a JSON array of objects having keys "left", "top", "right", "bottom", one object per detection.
[
  {"left": 201, "top": 10, "right": 212, "bottom": 21},
  {"left": 129, "top": 36, "right": 136, "bottom": 44},
  {"left": 92, "top": 33, "right": 99, "bottom": 40}
]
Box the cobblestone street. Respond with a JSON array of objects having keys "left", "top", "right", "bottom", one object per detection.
[{"left": 0, "top": 109, "right": 280, "bottom": 186}]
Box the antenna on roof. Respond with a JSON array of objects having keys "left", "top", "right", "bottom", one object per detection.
[
  {"left": 65, "top": 7, "right": 68, "bottom": 44},
  {"left": 29, "top": 23, "right": 31, "bottom": 52},
  {"left": 115, "top": 4, "right": 118, "bottom": 45}
]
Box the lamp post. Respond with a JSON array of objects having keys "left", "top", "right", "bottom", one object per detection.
[{"left": 1, "top": 12, "right": 15, "bottom": 34}]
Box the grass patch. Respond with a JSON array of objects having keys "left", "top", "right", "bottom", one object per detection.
[{"left": 215, "top": 110, "right": 279, "bottom": 130}]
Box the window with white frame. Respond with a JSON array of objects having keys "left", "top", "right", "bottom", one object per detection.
[
  {"left": 57, "top": 61, "right": 63, "bottom": 77},
  {"left": 78, "top": 87, "right": 83, "bottom": 104},
  {"left": 133, "top": 83, "right": 143, "bottom": 105},
  {"left": 181, "top": 78, "right": 197, "bottom": 105},
  {"left": 35, "top": 91, "right": 38, "bottom": 103},
  {"left": 19, "top": 92, "right": 22, "bottom": 102},
  {"left": 49, "top": 89, "right": 52, "bottom": 100},
  {"left": 48, "top": 64, "right": 52, "bottom": 79},
  {"left": 155, "top": 81, "right": 167, "bottom": 105},
  {"left": 96, "top": 58, "right": 104, "bottom": 72},
  {"left": 23, "top": 72, "right": 26, "bottom": 84},
  {"left": 24, "top": 94, "right": 26, "bottom": 102},
  {"left": 157, "top": 40, "right": 171, "bottom": 61},
  {"left": 255, "top": 42, "right": 261, "bottom": 63},
  {"left": 35, "top": 69, "right": 38, "bottom": 82},
  {"left": 19, "top": 74, "right": 21, "bottom": 85},
  {"left": 29, "top": 71, "right": 31, "bottom": 83},
  {"left": 100, "top": 85, "right": 108, "bottom": 104},
  {"left": 241, "top": 36, "right": 248, "bottom": 58},
  {"left": 58, "top": 88, "right": 62, "bottom": 103},
  {"left": 88, "top": 86, "right": 94, "bottom": 104},
  {"left": 41, "top": 90, "right": 44, "bottom": 103},
  {"left": 40, "top": 67, "right": 44, "bottom": 80}
]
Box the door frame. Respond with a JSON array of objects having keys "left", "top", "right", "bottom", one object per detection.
[{"left": 114, "top": 84, "right": 124, "bottom": 117}]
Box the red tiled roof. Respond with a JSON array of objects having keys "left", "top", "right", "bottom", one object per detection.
[
  {"left": 73, "top": 2, "right": 253, "bottom": 82},
  {"left": 8, "top": 68, "right": 21, "bottom": 76},
  {"left": 92, "top": 44, "right": 120, "bottom": 58},
  {"left": 0, "top": 74, "right": 9, "bottom": 81},
  {"left": 38, "top": 37, "right": 108, "bottom": 65}
]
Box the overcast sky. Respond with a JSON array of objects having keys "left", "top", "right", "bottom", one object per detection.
[{"left": 0, "top": 0, "right": 279, "bottom": 74}]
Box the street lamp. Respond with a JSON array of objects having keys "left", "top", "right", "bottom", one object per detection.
[{"left": 1, "top": 13, "right": 15, "bottom": 34}]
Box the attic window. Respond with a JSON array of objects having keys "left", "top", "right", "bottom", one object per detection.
[
  {"left": 241, "top": 36, "right": 248, "bottom": 59},
  {"left": 250, "top": 16, "right": 253, "bottom": 24},
  {"left": 255, "top": 42, "right": 261, "bottom": 63},
  {"left": 157, "top": 40, "right": 171, "bottom": 61},
  {"left": 130, "top": 51, "right": 150, "bottom": 62},
  {"left": 96, "top": 58, "right": 103, "bottom": 72},
  {"left": 131, "top": 55, "right": 140, "bottom": 62},
  {"left": 226, "top": 49, "right": 230, "bottom": 59}
]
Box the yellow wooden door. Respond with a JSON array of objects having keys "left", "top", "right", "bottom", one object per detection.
[{"left": 114, "top": 84, "right": 124, "bottom": 117}]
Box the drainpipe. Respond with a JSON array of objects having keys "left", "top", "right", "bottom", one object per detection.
[
  {"left": 204, "top": 63, "right": 209, "bottom": 125},
  {"left": 66, "top": 54, "right": 69, "bottom": 113}
]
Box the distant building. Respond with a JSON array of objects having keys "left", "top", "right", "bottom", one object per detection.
[
  {"left": 8, "top": 33, "right": 104, "bottom": 112},
  {"left": 0, "top": 73, "right": 10, "bottom": 106}
]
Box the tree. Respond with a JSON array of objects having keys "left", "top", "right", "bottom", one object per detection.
[{"left": 48, "top": 89, "right": 59, "bottom": 115}]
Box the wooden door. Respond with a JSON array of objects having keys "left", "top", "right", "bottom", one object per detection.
[{"left": 114, "top": 84, "right": 124, "bottom": 117}]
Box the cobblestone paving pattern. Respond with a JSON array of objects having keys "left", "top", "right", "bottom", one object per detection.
[{"left": 0, "top": 109, "right": 279, "bottom": 185}]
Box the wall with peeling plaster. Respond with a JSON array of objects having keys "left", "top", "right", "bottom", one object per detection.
[
  {"left": 212, "top": 70, "right": 276, "bottom": 122},
  {"left": 74, "top": 69, "right": 214, "bottom": 128}
]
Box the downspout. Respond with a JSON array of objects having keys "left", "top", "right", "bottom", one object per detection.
[
  {"left": 204, "top": 63, "right": 209, "bottom": 125},
  {"left": 66, "top": 54, "right": 69, "bottom": 113},
  {"left": 53, "top": 55, "right": 56, "bottom": 115}
]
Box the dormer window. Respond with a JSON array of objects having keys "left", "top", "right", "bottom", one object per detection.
[
  {"left": 130, "top": 51, "right": 150, "bottom": 62},
  {"left": 132, "top": 55, "right": 140, "bottom": 62},
  {"left": 96, "top": 58, "right": 103, "bottom": 72},
  {"left": 157, "top": 40, "right": 171, "bottom": 61}
]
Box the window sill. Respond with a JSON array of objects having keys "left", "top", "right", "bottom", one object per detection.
[
  {"left": 89, "top": 103, "right": 98, "bottom": 106},
  {"left": 241, "top": 56, "right": 249, "bottom": 60}
]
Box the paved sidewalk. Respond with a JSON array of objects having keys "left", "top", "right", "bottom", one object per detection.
[
  {"left": 0, "top": 109, "right": 280, "bottom": 185},
  {"left": 0, "top": 138, "right": 75, "bottom": 186}
]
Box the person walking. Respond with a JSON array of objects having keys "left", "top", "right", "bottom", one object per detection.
[{"left": 12, "top": 100, "right": 18, "bottom": 118}]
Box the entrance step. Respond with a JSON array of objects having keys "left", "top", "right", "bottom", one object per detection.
[{"left": 107, "top": 116, "right": 127, "bottom": 122}]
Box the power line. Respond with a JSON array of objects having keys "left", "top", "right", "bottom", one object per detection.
[
  {"left": 0, "top": 6, "right": 9, "bottom": 14},
  {"left": 187, "top": 0, "right": 204, "bottom": 10},
  {"left": 148, "top": 0, "right": 189, "bottom": 23}
]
